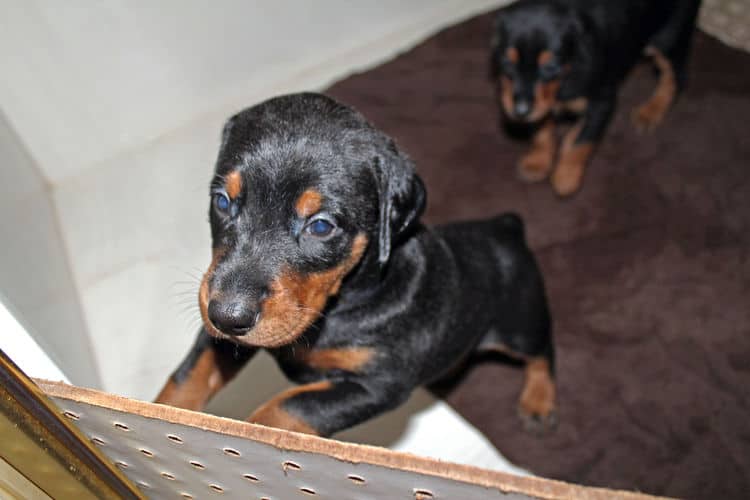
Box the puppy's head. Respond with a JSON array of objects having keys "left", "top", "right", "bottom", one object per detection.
[
  {"left": 199, "top": 93, "right": 425, "bottom": 348},
  {"left": 489, "top": 1, "right": 590, "bottom": 122}
]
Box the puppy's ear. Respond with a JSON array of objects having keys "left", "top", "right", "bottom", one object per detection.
[
  {"left": 489, "top": 13, "right": 505, "bottom": 79},
  {"left": 372, "top": 141, "right": 426, "bottom": 267}
]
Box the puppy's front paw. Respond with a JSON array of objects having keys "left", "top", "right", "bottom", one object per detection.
[
  {"left": 551, "top": 160, "right": 584, "bottom": 197},
  {"left": 518, "top": 149, "right": 554, "bottom": 183},
  {"left": 518, "top": 360, "right": 557, "bottom": 434}
]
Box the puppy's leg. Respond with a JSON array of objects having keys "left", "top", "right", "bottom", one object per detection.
[
  {"left": 155, "top": 327, "right": 256, "bottom": 410},
  {"left": 249, "top": 378, "right": 406, "bottom": 437},
  {"left": 648, "top": 0, "right": 701, "bottom": 92},
  {"left": 551, "top": 97, "right": 614, "bottom": 196},
  {"left": 634, "top": 0, "right": 700, "bottom": 132},
  {"left": 477, "top": 238, "right": 556, "bottom": 433},
  {"left": 518, "top": 118, "right": 557, "bottom": 183},
  {"left": 631, "top": 47, "right": 677, "bottom": 132},
  {"left": 517, "top": 348, "right": 556, "bottom": 433},
  {"left": 477, "top": 334, "right": 556, "bottom": 434}
]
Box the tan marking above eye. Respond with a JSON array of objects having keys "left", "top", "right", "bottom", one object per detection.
[
  {"left": 295, "top": 189, "right": 323, "bottom": 218},
  {"left": 537, "top": 50, "right": 553, "bottom": 66},
  {"left": 225, "top": 171, "right": 242, "bottom": 199},
  {"left": 505, "top": 46, "right": 519, "bottom": 64}
]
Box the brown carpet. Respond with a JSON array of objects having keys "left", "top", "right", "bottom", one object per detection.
[{"left": 326, "top": 10, "right": 750, "bottom": 500}]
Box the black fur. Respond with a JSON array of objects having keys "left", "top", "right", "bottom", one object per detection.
[
  {"left": 489, "top": 0, "right": 701, "bottom": 195},
  {"left": 163, "top": 93, "right": 554, "bottom": 436}
]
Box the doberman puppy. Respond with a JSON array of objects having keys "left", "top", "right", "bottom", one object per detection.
[
  {"left": 155, "top": 93, "right": 556, "bottom": 436},
  {"left": 490, "top": 0, "right": 701, "bottom": 196}
]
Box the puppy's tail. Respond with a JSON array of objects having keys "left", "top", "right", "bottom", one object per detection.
[{"left": 494, "top": 212, "right": 525, "bottom": 241}]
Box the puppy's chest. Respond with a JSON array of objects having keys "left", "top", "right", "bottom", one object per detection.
[
  {"left": 272, "top": 340, "right": 378, "bottom": 381},
  {"left": 555, "top": 96, "right": 588, "bottom": 115}
]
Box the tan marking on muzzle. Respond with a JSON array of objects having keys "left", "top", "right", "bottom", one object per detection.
[
  {"left": 499, "top": 75, "right": 515, "bottom": 117},
  {"left": 240, "top": 234, "right": 369, "bottom": 347},
  {"left": 528, "top": 79, "right": 561, "bottom": 122}
]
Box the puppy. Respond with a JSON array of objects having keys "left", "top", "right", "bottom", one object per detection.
[
  {"left": 490, "top": 0, "right": 701, "bottom": 196},
  {"left": 155, "top": 93, "right": 556, "bottom": 436}
]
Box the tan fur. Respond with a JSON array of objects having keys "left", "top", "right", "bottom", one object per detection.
[
  {"left": 240, "top": 234, "right": 368, "bottom": 347},
  {"left": 537, "top": 50, "right": 553, "bottom": 66},
  {"left": 297, "top": 347, "right": 376, "bottom": 373},
  {"left": 529, "top": 79, "right": 561, "bottom": 122},
  {"left": 505, "top": 46, "right": 519, "bottom": 64},
  {"left": 519, "top": 358, "right": 556, "bottom": 420},
  {"left": 154, "top": 349, "right": 223, "bottom": 410},
  {"left": 632, "top": 46, "right": 677, "bottom": 132},
  {"left": 225, "top": 171, "right": 242, "bottom": 199},
  {"left": 248, "top": 381, "right": 332, "bottom": 435},
  {"left": 551, "top": 122, "right": 594, "bottom": 196},
  {"left": 295, "top": 189, "right": 323, "bottom": 218},
  {"left": 499, "top": 75, "right": 515, "bottom": 117},
  {"left": 518, "top": 118, "right": 557, "bottom": 182},
  {"left": 556, "top": 97, "right": 588, "bottom": 115}
]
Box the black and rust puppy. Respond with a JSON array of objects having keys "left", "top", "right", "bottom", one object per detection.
[
  {"left": 155, "top": 93, "right": 555, "bottom": 436},
  {"left": 490, "top": 0, "right": 701, "bottom": 196}
]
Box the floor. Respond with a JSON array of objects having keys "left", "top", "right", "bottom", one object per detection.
[{"left": 326, "top": 10, "right": 750, "bottom": 500}]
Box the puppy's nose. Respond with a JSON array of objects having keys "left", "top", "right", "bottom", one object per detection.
[
  {"left": 208, "top": 298, "right": 259, "bottom": 336},
  {"left": 514, "top": 99, "right": 531, "bottom": 118}
]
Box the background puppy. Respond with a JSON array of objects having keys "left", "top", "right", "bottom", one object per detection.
[
  {"left": 490, "top": 0, "right": 701, "bottom": 196},
  {"left": 155, "top": 93, "right": 556, "bottom": 436}
]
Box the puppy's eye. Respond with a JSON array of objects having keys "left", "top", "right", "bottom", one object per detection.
[
  {"left": 306, "top": 218, "right": 335, "bottom": 238},
  {"left": 539, "top": 62, "right": 561, "bottom": 80},
  {"left": 214, "top": 193, "right": 230, "bottom": 212}
]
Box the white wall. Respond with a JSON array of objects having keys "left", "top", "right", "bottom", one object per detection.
[
  {"left": 1, "top": 0, "right": 503, "bottom": 185},
  {"left": 0, "top": 0, "right": 522, "bottom": 468},
  {"left": 1, "top": 0, "right": 505, "bottom": 399},
  {"left": 0, "top": 111, "right": 99, "bottom": 387}
]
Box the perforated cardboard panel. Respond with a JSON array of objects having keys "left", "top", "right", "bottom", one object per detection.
[{"left": 38, "top": 380, "right": 664, "bottom": 500}]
